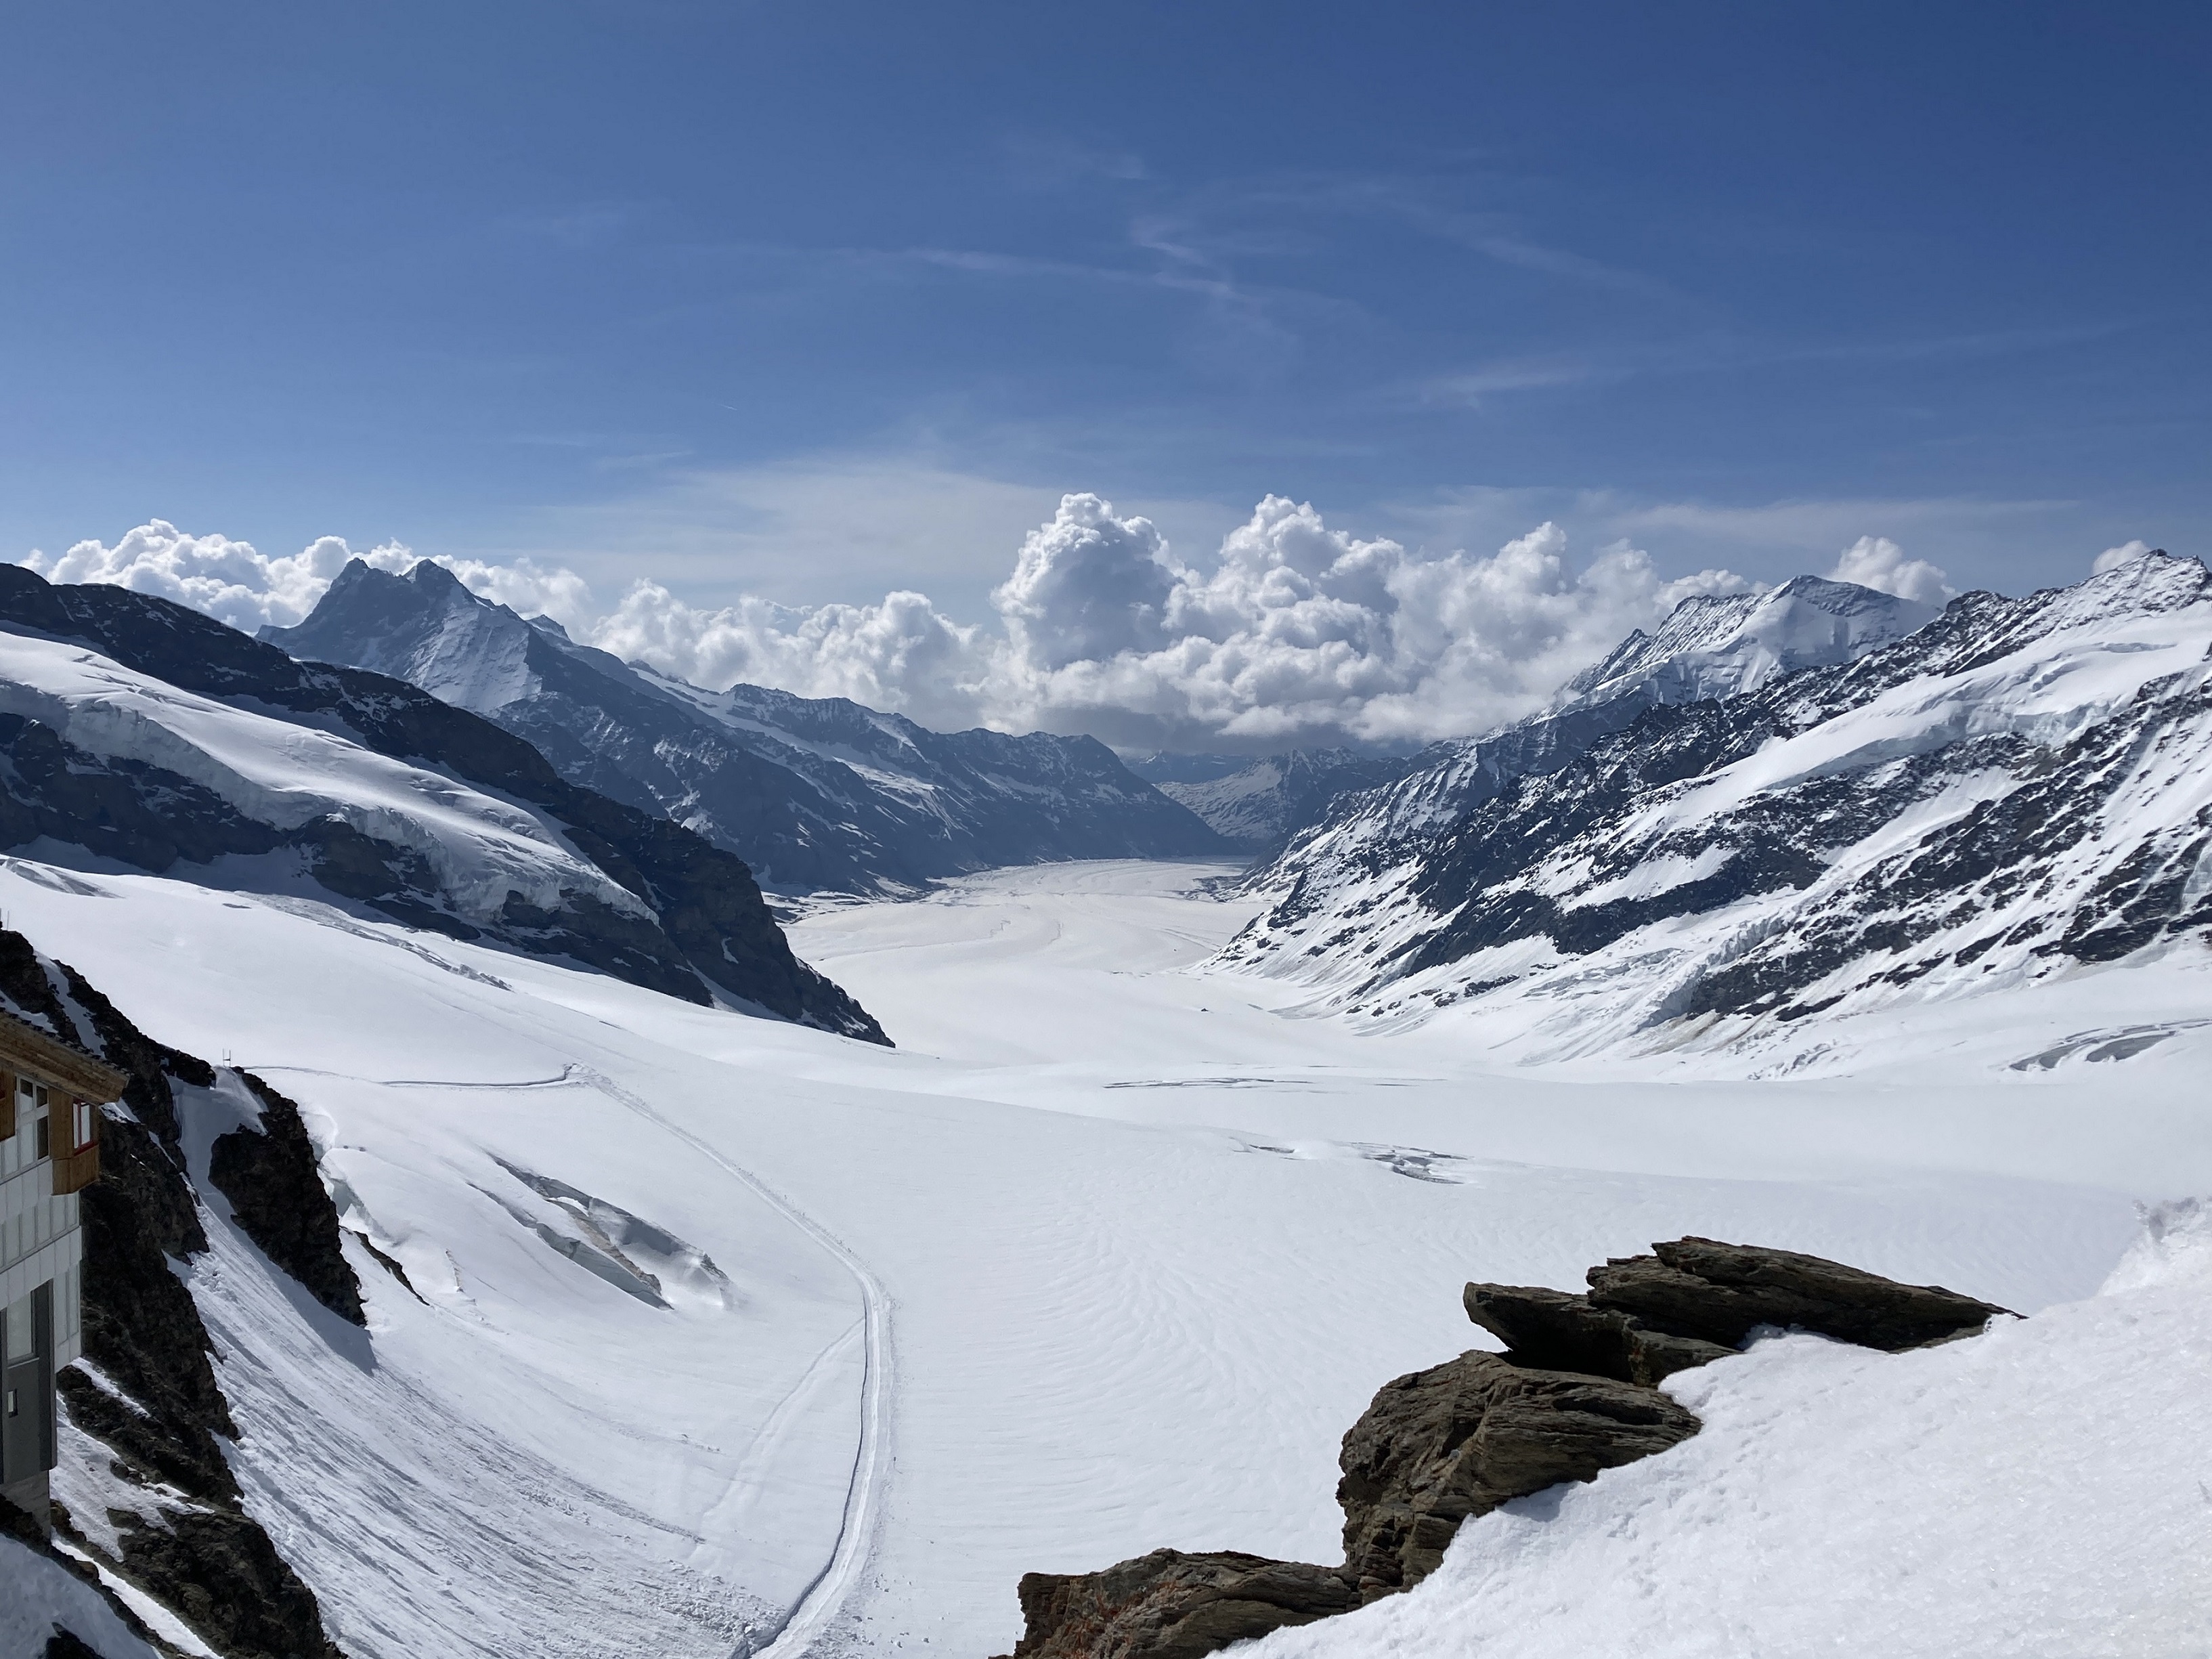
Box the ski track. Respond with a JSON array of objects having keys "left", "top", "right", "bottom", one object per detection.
[
  {"left": 563, "top": 1063, "right": 894, "bottom": 1659},
  {"left": 253, "top": 1060, "right": 894, "bottom": 1659}
]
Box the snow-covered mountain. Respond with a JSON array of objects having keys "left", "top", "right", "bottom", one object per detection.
[
  {"left": 1135, "top": 750, "right": 1414, "bottom": 855},
  {"left": 263, "top": 561, "right": 1224, "bottom": 894},
  {"left": 1213, "top": 551, "right": 2212, "bottom": 1062},
  {"left": 0, "top": 566, "right": 883, "bottom": 1041},
  {"left": 1256, "top": 576, "right": 1942, "bottom": 865}
]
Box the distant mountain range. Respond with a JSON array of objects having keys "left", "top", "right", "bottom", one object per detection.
[
  {"left": 264, "top": 561, "right": 1224, "bottom": 895},
  {"left": 1213, "top": 552, "right": 2212, "bottom": 1060},
  {"left": 0, "top": 567, "right": 885, "bottom": 1041},
  {"left": 1129, "top": 748, "right": 1415, "bottom": 855}
]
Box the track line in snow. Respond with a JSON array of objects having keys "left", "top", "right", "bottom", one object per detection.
[
  {"left": 249, "top": 1059, "right": 896, "bottom": 1659},
  {"left": 557, "top": 1064, "right": 893, "bottom": 1659}
]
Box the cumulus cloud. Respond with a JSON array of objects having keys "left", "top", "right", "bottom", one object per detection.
[
  {"left": 24, "top": 521, "right": 416, "bottom": 632},
  {"left": 1826, "top": 535, "right": 1952, "bottom": 605},
  {"left": 2093, "top": 538, "right": 2153, "bottom": 574},
  {"left": 21, "top": 499, "right": 1762, "bottom": 749}
]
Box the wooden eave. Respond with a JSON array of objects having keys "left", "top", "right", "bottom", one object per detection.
[{"left": 0, "top": 1008, "right": 130, "bottom": 1102}]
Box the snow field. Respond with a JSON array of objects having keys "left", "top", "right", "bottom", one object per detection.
[
  {"left": 1246, "top": 1207, "right": 2212, "bottom": 1659},
  {"left": 0, "top": 858, "right": 2188, "bottom": 1657},
  {"left": 0, "top": 630, "right": 649, "bottom": 922}
]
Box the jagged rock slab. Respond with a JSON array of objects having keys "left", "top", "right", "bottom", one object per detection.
[
  {"left": 1462, "top": 1281, "right": 1735, "bottom": 1385},
  {"left": 208, "top": 1074, "right": 367, "bottom": 1327},
  {"left": 1336, "top": 1350, "right": 1701, "bottom": 1600},
  {"left": 266, "top": 560, "right": 1224, "bottom": 894},
  {"left": 1586, "top": 1236, "right": 2013, "bottom": 1350},
  {"left": 992, "top": 1550, "right": 1361, "bottom": 1659}
]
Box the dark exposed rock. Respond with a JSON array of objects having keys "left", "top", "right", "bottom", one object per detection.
[
  {"left": 0, "top": 1488, "right": 169, "bottom": 1659},
  {"left": 44, "top": 1628, "right": 112, "bottom": 1659},
  {"left": 1337, "top": 1350, "right": 1701, "bottom": 1600},
  {"left": 1586, "top": 1236, "right": 2013, "bottom": 1351},
  {"left": 100, "top": 1507, "right": 342, "bottom": 1659},
  {"left": 1463, "top": 1281, "right": 1735, "bottom": 1386},
  {"left": 207, "top": 1074, "right": 366, "bottom": 1327},
  {"left": 993, "top": 1551, "right": 1361, "bottom": 1659}
]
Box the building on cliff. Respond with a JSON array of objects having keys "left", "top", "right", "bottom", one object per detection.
[{"left": 0, "top": 1010, "right": 125, "bottom": 1528}]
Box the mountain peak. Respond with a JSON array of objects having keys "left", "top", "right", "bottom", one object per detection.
[{"left": 264, "top": 557, "right": 539, "bottom": 713}]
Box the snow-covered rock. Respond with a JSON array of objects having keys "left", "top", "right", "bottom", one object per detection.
[
  {"left": 0, "top": 566, "right": 882, "bottom": 1039},
  {"left": 1242, "top": 1199, "right": 2212, "bottom": 1659},
  {"left": 1215, "top": 551, "right": 2212, "bottom": 1062},
  {"left": 265, "top": 561, "right": 1224, "bottom": 894},
  {"left": 1142, "top": 750, "right": 1413, "bottom": 855}
]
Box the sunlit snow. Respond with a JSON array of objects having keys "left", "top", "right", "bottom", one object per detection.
[{"left": 5, "top": 855, "right": 2203, "bottom": 1656}]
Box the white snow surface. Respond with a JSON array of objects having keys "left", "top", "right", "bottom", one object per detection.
[
  {"left": 1555, "top": 573, "right": 1939, "bottom": 710},
  {"left": 0, "top": 1537, "right": 165, "bottom": 1659},
  {"left": 0, "top": 627, "right": 648, "bottom": 923},
  {"left": 1249, "top": 1199, "right": 2212, "bottom": 1659},
  {"left": 0, "top": 857, "right": 2200, "bottom": 1658}
]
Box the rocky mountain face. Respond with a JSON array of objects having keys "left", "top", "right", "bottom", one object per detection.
[
  {"left": 0, "top": 932, "right": 347, "bottom": 1659},
  {"left": 1213, "top": 552, "right": 2212, "bottom": 1061},
  {"left": 0, "top": 567, "right": 885, "bottom": 1042},
  {"left": 264, "top": 561, "right": 1224, "bottom": 895},
  {"left": 995, "top": 1238, "right": 2003, "bottom": 1659},
  {"left": 1134, "top": 750, "right": 1414, "bottom": 855},
  {"left": 1248, "top": 575, "right": 1942, "bottom": 872}
]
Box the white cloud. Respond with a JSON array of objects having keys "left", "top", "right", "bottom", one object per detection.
[
  {"left": 23, "top": 521, "right": 416, "bottom": 632},
  {"left": 2093, "top": 538, "right": 2152, "bottom": 574},
  {"left": 1826, "top": 535, "right": 1952, "bottom": 605},
  {"left": 20, "top": 500, "right": 1758, "bottom": 750}
]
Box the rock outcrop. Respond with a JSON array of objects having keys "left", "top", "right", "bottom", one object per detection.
[
  {"left": 1584, "top": 1236, "right": 2012, "bottom": 1351},
  {"left": 1462, "top": 1282, "right": 1733, "bottom": 1386},
  {"left": 1000, "top": 1551, "right": 1361, "bottom": 1659},
  {"left": 994, "top": 1236, "right": 2014, "bottom": 1659},
  {"left": 208, "top": 1074, "right": 367, "bottom": 1327},
  {"left": 1336, "top": 1352, "right": 1700, "bottom": 1599}
]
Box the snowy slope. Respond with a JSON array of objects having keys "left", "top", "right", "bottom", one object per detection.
[
  {"left": 1217, "top": 551, "right": 2212, "bottom": 1064},
  {"left": 2, "top": 857, "right": 2199, "bottom": 1657},
  {"left": 0, "top": 628, "right": 647, "bottom": 925},
  {"left": 1246, "top": 1201, "right": 2212, "bottom": 1659},
  {"left": 1150, "top": 749, "right": 1412, "bottom": 854},
  {"left": 0, "top": 566, "right": 882, "bottom": 1037},
  {"left": 1253, "top": 574, "right": 1940, "bottom": 868},
  {"left": 265, "top": 560, "right": 1223, "bottom": 893}
]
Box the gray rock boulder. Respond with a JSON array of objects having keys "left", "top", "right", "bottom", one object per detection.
[
  {"left": 992, "top": 1551, "right": 1360, "bottom": 1659},
  {"left": 1462, "top": 1282, "right": 1735, "bottom": 1386},
  {"left": 1336, "top": 1351, "right": 1701, "bottom": 1601},
  {"left": 1586, "top": 1236, "right": 2012, "bottom": 1351}
]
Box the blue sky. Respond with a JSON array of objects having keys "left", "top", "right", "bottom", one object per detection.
[{"left": 5, "top": 2, "right": 2207, "bottom": 630}]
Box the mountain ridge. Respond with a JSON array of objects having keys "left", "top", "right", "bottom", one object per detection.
[
  {"left": 1211, "top": 551, "right": 2211, "bottom": 1063},
  {"left": 0, "top": 566, "right": 886, "bottom": 1041},
  {"left": 265, "top": 561, "right": 1225, "bottom": 894}
]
